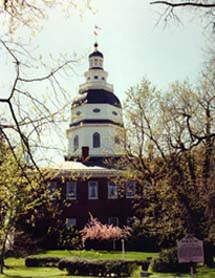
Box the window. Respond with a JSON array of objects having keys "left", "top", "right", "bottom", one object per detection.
[
  {"left": 108, "top": 181, "right": 118, "bottom": 199},
  {"left": 48, "top": 181, "right": 57, "bottom": 200},
  {"left": 108, "top": 217, "right": 119, "bottom": 226},
  {"left": 93, "top": 132, "right": 101, "bottom": 148},
  {"left": 93, "top": 108, "right": 100, "bottom": 113},
  {"left": 127, "top": 217, "right": 134, "bottom": 226},
  {"left": 88, "top": 181, "right": 98, "bottom": 199},
  {"left": 66, "top": 181, "right": 77, "bottom": 200},
  {"left": 66, "top": 218, "right": 76, "bottom": 228},
  {"left": 73, "top": 135, "right": 79, "bottom": 151},
  {"left": 114, "top": 136, "right": 120, "bottom": 144},
  {"left": 94, "top": 75, "right": 98, "bottom": 79},
  {"left": 112, "top": 111, "right": 118, "bottom": 116},
  {"left": 126, "top": 181, "right": 136, "bottom": 199},
  {"left": 76, "top": 111, "right": 81, "bottom": 116}
]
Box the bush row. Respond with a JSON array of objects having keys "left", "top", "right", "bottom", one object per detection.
[
  {"left": 151, "top": 247, "right": 189, "bottom": 273},
  {"left": 25, "top": 257, "right": 60, "bottom": 267},
  {"left": 58, "top": 258, "right": 141, "bottom": 277}
]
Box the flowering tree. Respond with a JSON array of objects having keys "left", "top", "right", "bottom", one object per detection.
[{"left": 80, "top": 214, "right": 131, "bottom": 252}]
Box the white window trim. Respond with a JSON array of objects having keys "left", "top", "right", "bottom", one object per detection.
[
  {"left": 93, "top": 132, "right": 101, "bottom": 148},
  {"left": 66, "top": 218, "right": 76, "bottom": 228},
  {"left": 73, "top": 135, "right": 79, "bottom": 152},
  {"left": 126, "top": 181, "right": 136, "bottom": 199},
  {"left": 108, "top": 217, "right": 119, "bottom": 226},
  {"left": 48, "top": 181, "right": 57, "bottom": 200},
  {"left": 66, "top": 181, "right": 77, "bottom": 200},
  {"left": 108, "top": 182, "right": 118, "bottom": 199},
  {"left": 88, "top": 181, "right": 98, "bottom": 200}
]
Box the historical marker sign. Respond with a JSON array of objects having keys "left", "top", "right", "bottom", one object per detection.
[{"left": 177, "top": 235, "right": 204, "bottom": 263}]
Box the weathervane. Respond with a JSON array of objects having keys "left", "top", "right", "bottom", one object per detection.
[{"left": 93, "top": 25, "right": 102, "bottom": 44}]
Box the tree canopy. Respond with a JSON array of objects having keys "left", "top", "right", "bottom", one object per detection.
[{"left": 123, "top": 52, "right": 215, "bottom": 265}]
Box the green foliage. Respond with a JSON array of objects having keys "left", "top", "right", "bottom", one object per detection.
[
  {"left": 58, "top": 258, "right": 139, "bottom": 277},
  {"left": 25, "top": 257, "right": 60, "bottom": 267},
  {"left": 151, "top": 248, "right": 189, "bottom": 273},
  {"left": 0, "top": 143, "right": 44, "bottom": 273},
  {"left": 123, "top": 56, "right": 215, "bottom": 264}
]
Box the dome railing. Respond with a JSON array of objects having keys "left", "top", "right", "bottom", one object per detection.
[{"left": 79, "top": 82, "right": 113, "bottom": 94}]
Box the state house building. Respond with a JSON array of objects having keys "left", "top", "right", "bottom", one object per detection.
[{"left": 47, "top": 43, "right": 138, "bottom": 229}]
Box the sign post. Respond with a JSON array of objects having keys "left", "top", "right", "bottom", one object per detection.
[{"left": 177, "top": 235, "right": 204, "bottom": 278}]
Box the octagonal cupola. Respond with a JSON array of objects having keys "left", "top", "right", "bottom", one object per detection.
[
  {"left": 89, "top": 42, "right": 104, "bottom": 69},
  {"left": 66, "top": 43, "right": 125, "bottom": 160}
]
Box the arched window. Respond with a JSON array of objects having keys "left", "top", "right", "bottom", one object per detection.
[
  {"left": 114, "top": 136, "right": 120, "bottom": 144},
  {"left": 93, "top": 132, "right": 101, "bottom": 148},
  {"left": 73, "top": 135, "right": 79, "bottom": 151}
]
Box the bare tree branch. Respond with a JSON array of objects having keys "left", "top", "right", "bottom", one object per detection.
[{"left": 151, "top": 1, "right": 215, "bottom": 9}]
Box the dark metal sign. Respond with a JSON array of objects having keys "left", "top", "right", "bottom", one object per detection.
[{"left": 177, "top": 235, "right": 204, "bottom": 263}]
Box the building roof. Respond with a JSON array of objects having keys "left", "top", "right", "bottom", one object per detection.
[
  {"left": 72, "top": 89, "right": 122, "bottom": 108},
  {"left": 89, "top": 50, "right": 104, "bottom": 58},
  {"left": 44, "top": 160, "right": 121, "bottom": 177},
  {"left": 89, "top": 43, "right": 104, "bottom": 58}
]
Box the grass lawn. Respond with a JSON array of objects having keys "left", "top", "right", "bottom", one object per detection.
[
  {"left": 0, "top": 250, "right": 215, "bottom": 278},
  {"left": 34, "top": 249, "right": 157, "bottom": 260}
]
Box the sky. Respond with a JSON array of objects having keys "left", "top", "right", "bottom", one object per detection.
[
  {"left": 31, "top": 0, "right": 207, "bottom": 100},
  {"left": 0, "top": 0, "right": 210, "bottom": 163}
]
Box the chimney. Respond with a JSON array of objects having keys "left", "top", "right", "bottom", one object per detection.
[{"left": 82, "top": 146, "right": 89, "bottom": 161}]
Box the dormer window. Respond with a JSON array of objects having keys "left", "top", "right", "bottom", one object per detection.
[{"left": 93, "top": 132, "right": 101, "bottom": 148}]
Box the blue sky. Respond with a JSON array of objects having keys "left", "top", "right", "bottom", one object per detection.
[{"left": 31, "top": 0, "right": 207, "bottom": 101}]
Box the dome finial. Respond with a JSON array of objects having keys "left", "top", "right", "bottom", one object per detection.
[{"left": 94, "top": 42, "right": 98, "bottom": 50}]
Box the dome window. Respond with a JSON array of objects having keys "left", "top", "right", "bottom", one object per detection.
[
  {"left": 93, "top": 108, "right": 100, "bottom": 113},
  {"left": 93, "top": 132, "right": 101, "bottom": 148},
  {"left": 76, "top": 111, "right": 81, "bottom": 116},
  {"left": 112, "top": 111, "right": 118, "bottom": 116},
  {"left": 73, "top": 135, "right": 79, "bottom": 151},
  {"left": 94, "top": 76, "right": 98, "bottom": 79}
]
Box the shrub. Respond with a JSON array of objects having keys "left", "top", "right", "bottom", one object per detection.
[
  {"left": 151, "top": 247, "right": 189, "bottom": 273},
  {"left": 59, "top": 258, "right": 139, "bottom": 277},
  {"left": 25, "top": 257, "right": 60, "bottom": 267}
]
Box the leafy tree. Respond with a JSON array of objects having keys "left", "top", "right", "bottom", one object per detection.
[
  {"left": 0, "top": 0, "right": 92, "bottom": 32},
  {"left": 123, "top": 53, "right": 215, "bottom": 266},
  {"left": 0, "top": 142, "right": 45, "bottom": 274},
  {"left": 0, "top": 1, "right": 92, "bottom": 171}
]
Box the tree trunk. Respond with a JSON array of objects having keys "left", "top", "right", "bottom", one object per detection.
[{"left": 0, "top": 240, "right": 7, "bottom": 274}]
